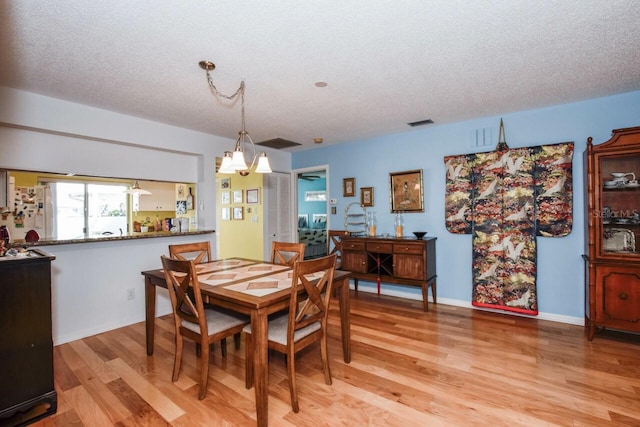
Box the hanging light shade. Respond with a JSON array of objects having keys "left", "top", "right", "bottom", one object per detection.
[
  {"left": 200, "top": 60, "right": 272, "bottom": 175},
  {"left": 255, "top": 152, "right": 272, "bottom": 173},
  {"left": 218, "top": 152, "right": 235, "bottom": 174},
  {"left": 125, "top": 180, "right": 151, "bottom": 195}
]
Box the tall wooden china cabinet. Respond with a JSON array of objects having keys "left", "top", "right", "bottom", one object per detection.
[
  {"left": 0, "top": 249, "right": 57, "bottom": 424},
  {"left": 585, "top": 126, "right": 640, "bottom": 340}
]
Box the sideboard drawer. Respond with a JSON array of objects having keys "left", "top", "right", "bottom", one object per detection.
[
  {"left": 394, "top": 243, "right": 423, "bottom": 255},
  {"left": 366, "top": 242, "right": 393, "bottom": 253},
  {"left": 343, "top": 241, "right": 365, "bottom": 251}
]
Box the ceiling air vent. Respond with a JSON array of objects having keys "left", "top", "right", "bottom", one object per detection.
[
  {"left": 256, "top": 138, "right": 301, "bottom": 149},
  {"left": 407, "top": 119, "right": 434, "bottom": 127}
]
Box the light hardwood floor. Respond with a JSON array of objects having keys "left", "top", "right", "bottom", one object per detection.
[{"left": 24, "top": 291, "right": 640, "bottom": 426}]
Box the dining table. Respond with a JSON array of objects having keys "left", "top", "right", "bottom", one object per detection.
[{"left": 141, "top": 258, "right": 352, "bottom": 427}]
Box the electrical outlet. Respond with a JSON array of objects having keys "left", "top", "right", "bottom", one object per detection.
[{"left": 127, "top": 288, "right": 135, "bottom": 300}]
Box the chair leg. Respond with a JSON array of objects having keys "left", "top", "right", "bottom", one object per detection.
[
  {"left": 245, "top": 333, "right": 254, "bottom": 389},
  {"left": 287, "top": 350, "right": 299, "bottom": 413},
  {"left": 320, "top": 332, "right": 332, "bottom": 385},
  {"left": 198, "top": 337, "right": 210, "bottom": 400},
  {"left": 220, "top": 338, "right": 227, "bottom": 357},
  {"left": 172, "top": 333, "right": 183, "bottom": 382},
  {"left": 234, "top": 332, "right": 241, "bottom": 350}
]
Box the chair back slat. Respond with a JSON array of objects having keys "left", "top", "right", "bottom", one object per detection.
[
  {"left": 288, "top": 254, "right": 336, "bottom": 339},
  {"left": 161, "top": 255, "right": 206, "bottom": 333},
  {"left": 169, "top": 241, "right": 212, "bottom": 264},
  {"left": 271, "top": 241, "right": 305, "bottom": 266}
]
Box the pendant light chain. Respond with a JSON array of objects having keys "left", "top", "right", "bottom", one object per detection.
[
  {"left": 204, "top": 70, "right": 244, "bottom": 101},
  {"left": 200, "top": 59, "right": 272, "bottom": 174}
]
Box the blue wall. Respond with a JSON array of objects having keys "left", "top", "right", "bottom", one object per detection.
[{"left": 292, "top": 90, "right": 640, "bottom": 320}]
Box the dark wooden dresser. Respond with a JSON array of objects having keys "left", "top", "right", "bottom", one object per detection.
[
  {"left": 341, "top": 235, "right": 437, "bottom": 311},
  {"left": 0, "top": 248, "right": 57, "bottom": 425}
]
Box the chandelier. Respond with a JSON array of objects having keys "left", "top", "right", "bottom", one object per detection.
[{"left": 199, "top": 60, "right": 272, "bottom": 175}]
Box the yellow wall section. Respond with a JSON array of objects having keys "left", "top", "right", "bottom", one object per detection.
[{"left": 217, "top": 172, "right": 264, "bottom": 260}]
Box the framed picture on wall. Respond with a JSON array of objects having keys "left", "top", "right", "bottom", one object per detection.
[
  {"left": 221, "top": 177, "right": 230, "bottom": 189},
  {"left": 389, "top": 169, "right": 424, "bottom": 213},
  {"left": 343, "top": 177, "right": 355, "bottom": 197},
  {"left": 360, "top": 187, "right": 374, "bottom": 207},
  {"left": 176, "top": 200, "right": 187, "bottom": 214},
  {"left": 233, "top": 189, "right": 243, "bottom": 204},
  {"left": 312, "top": 213, "right": 327, "bottom": 224},
  {"left": 247, "top": 188, "right": 260, "bottom": 204},
  {"left": 221, "top": 191, "right": 230, "bottom": 205},
  {"left": 233, "top": 206, "right": 244, "bottom": 220},
  {"left": 298, "top": 214, "right": 308, "bottom": 228},
  {"left": 221, "top": 207, "right": 230, "bottom": 220}
]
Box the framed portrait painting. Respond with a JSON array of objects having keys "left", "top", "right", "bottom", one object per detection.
[{"left": 389, "top": 169, "right": 424, "bottom": 213}]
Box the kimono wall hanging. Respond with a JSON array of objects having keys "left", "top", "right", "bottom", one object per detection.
[{"left": 444, "top": 121, "right": 573, "bottom": 315}]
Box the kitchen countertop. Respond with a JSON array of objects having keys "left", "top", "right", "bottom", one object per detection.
[{"left": 9, "top": 229, "right": 215, "bottom": 247}]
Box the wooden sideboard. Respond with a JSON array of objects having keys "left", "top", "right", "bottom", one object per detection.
[
  {"left": 0, "top": 249, "right": 57, "bottom": 425},
  {"left": 341, "top": 235, "right": 437, "bottom": 311}
]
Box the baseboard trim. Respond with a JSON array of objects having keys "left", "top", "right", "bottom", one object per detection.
[{"left": 350, "top": 283, "right": 584, "bottom": 326}]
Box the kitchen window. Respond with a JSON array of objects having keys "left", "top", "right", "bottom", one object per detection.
[{"left": 44, "top": 180, "right": 128, "bottom": 240}]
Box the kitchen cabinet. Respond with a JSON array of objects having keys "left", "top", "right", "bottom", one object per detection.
[
  {"left": 0, "top": 249, "right": 57, "bottom": 424},
  {"left": 138, "top": 181, "right": 176, "bottom": 211},
  {"left": 342, "top": 235, "right": 437, "bottom": 311},
  {"left": 585, "top": 126, "right": 640, "bottom": 340}
]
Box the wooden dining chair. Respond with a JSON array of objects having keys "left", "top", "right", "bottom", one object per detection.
[
  {"left": 271, "top": 241, "right": 305, "bottom": 266},
  {"left": 160, "top": 255, "right": 249, "bottom": 400},
  {"left": 168, "top": 241, "right": 212, "bottom": 264},
  {"left": 169, "top": 241, "right": 237, "bottom": 355},
  {"left": 327, "top": 230, "right": 348, "bottom": 268},
  {"left": 244, "top": 254, "right": 337, "bottom": 413}
]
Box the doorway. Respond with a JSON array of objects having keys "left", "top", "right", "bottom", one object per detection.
[{"left": 294, "top": 166, "right": 328, "bottom": 259}]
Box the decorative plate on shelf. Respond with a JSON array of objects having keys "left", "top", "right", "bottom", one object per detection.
[{"left": 603, "top": 228, "right": 636, "bottom": 252}]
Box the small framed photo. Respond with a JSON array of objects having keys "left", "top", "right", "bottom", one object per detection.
[
  {"left": 390, "top": 169, "right": 424, "bottom": 213},
  {"left": 176, "top": 200, "right": 187, "bottom": 214},
  {"left": 343, "top": 177, "right": 356, "bottom": 197},
  {"left": 221, "top": 177, "right": 230, "bottom": 189},
  {"left": 360, "top": 187, "right": 374, "bottom": 207},
  {"left": 298, "top": 214, "right": 308, "bottom": 228},
  {"left": 247, "top": 188, "right": 260, "bottom": 204},
  {"left": 313, "top": 213, "right": 327, "bottom": 224},
  {"left": 221, "top": 191, "right": 230, "bottom": 205},
  {"left": 221, "top": 207, "right": 230, "bottom": 221},
  {"left": 233, "top": 206, "right": 244, "bottom": 220},
  {"left": 233, "top": 189, "right": 243, "bottom": 204}
]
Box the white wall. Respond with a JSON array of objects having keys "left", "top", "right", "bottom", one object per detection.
[{"left": 0, "top": 87, "right": 291, "bottom": 344}]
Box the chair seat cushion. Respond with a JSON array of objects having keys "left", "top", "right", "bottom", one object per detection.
[
  {"left": 243, "top": 313, "right": 321, "bottom": 346},
  {"left": 182, "top": 308, "right": 248, "bottom": 334}
]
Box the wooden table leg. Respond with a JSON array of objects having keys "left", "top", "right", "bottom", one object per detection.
[
  {"left": 251, "top": 309, "right": 269, "bottom": 427},
  {"left": 145, "top": 276, "right": 156, "bottom": 356},
  {"left": 336, "top": 275, "right": 351, "bottom": 363}
]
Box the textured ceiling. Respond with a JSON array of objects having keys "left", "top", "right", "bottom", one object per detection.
[{"left": 1, "top": 1, "right": 640, "bottom": 151}]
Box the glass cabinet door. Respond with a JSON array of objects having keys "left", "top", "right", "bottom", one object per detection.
[{"left": 599, "top": 153, "right": 640, "bottom": 256}]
